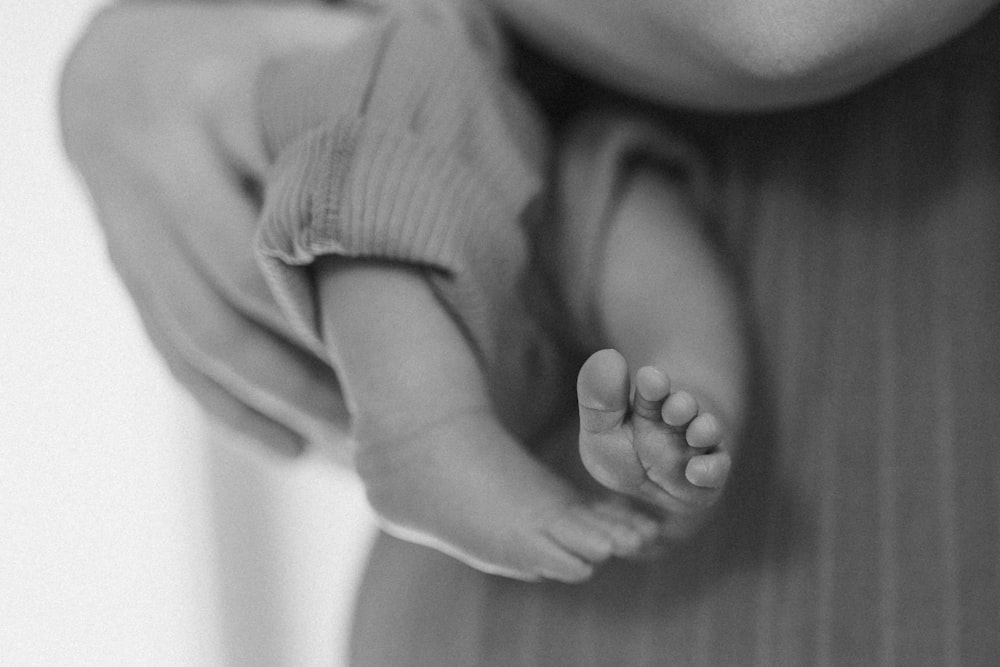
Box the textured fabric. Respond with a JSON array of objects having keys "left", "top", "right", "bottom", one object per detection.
[
  {"left": 349, "top": 9, "right": 1000, "bottom": 666},
  {"left": 253, "top": 0, "right": 570, "bottom": 439}
]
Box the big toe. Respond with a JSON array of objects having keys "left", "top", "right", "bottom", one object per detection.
[{"left": 577, "top": 349, "right": 630, "bottom": 434}]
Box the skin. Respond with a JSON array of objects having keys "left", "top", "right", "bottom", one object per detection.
[
  {"left": 59, "top": 3, "right": 376, "bottom": 458},
  {"left": 489, "top": 0, "right": 1000, "bottom": 109}
]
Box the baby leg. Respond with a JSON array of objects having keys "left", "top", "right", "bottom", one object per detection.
[{"left": 574, "top": 164, "right": 747, "bottom": 537}]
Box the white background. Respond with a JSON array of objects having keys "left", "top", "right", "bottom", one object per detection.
[{"left": 1, "top": 2, "right": 375, "bottom": 664}]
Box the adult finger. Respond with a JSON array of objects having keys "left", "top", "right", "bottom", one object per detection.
[{"left": 80, "top": 133, "right": 352, "bottom": 463}]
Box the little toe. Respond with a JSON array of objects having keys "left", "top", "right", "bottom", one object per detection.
[
  {"left": 577, "top": 349, "right": 630, "bottom": 435},
  {"left": 686, "top": 413, "right": 723, "bottom": 449},
  {"left": 685, "top": 452, "right": 732, "bottom": 489},
  {"left": 662, "top": 390, "right": 699, "bottom": 428},
  {"left": 633, "top": 366, "right": 671, "bottom": 420}
]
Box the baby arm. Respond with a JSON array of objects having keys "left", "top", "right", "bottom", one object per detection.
[{"left": 315, "top": 258, "right": 659, "bottom": 581}]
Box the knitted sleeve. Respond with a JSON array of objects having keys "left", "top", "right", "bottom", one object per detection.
[{"left": 253, "top": 0, "right": 550, "bottom": 365}]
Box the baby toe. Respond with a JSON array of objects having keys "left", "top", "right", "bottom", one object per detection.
[
  {"left": 633, "top": 366, "right": 671, "bottom": 420},
  {"left": 685, "top": 451, "right": 731, "bottom": 489},
  {"left": 686, "top": 413, "right": 722, "bottom": 449},
  {"left": 537, "top": 554, "right": 595, "bottom": 583},
  {"left": 662, "top": 390, "right": 698, "bottom": 428},
  {"left": 577, "top": 349, "right": 631, "bottom": 434}
]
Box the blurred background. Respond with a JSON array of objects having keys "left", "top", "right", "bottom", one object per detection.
[{"left": 1, "top": 2, "right": 375, "bottom": 664}]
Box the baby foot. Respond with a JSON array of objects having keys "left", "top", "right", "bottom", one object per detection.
[
  {"left": 577, "top": 349, "right": 732, "bottom": 539},
  {"left": 355, "top": 409, "right": 661, "bottom": 583}
]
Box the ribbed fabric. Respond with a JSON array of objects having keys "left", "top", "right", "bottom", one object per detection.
[
  {"left": 350, "top": 9, "right": 1000, "bottom": 666},
  {"left": 253, "top": 0, "right": 569, "bottom": 437}
]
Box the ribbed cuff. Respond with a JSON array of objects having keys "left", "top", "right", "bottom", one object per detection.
[
  {"left": 255, "top": 113, "right": 540, "bottom": 344},
  {"left": 250, "top": 0, "right": 547, "bottom": 356}
]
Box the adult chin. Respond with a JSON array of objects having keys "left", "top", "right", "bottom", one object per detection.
[{"left": 488, "top": 0, "right": 996, "bottom": 111}]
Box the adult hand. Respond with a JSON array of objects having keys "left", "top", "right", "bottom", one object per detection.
[{"left": 60, "top": 2, "right": 369, "bottom": 459}]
